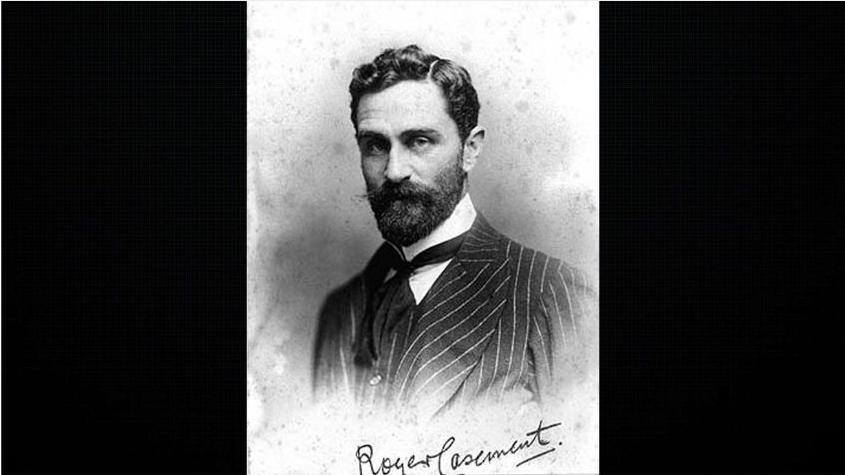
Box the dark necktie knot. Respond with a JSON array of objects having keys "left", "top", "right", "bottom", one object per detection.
[{"left": 386, "top": 232, "right": 467, "bottom": 276}]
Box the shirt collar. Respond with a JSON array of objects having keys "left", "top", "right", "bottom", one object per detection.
[{"left": 391, "top": 193, "right": 477, "bottom": 261}]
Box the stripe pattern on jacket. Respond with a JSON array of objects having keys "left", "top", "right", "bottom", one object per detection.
[{"left": 312, "top": 215, "right": 596, "bottom": 418}]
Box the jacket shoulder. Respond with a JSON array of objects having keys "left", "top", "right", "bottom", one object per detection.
[{"left": 497, "top": 235, "right": 595, "bottom": 297}]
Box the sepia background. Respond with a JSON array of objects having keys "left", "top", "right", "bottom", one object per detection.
[{"left": 247, "top": 2, "right": 598, "bottom": 473}]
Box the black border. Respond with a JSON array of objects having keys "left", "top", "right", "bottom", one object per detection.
[
  {"left": 601, "top": 3, "right": 842, "bottom": 472},
  {"left": 2, "top": 3, "right": 246, "bottom": 473}
]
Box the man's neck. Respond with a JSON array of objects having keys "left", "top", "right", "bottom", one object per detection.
[{"left": 397, "top": 193, "right": 477, "bottom": 261}]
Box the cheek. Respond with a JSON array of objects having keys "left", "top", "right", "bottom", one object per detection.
[
  {"left": 361, "top": 158, "right": 385, "bottom": 185},
  {"left": 420, "top": 149, "right": 459, "bottom": 178}
]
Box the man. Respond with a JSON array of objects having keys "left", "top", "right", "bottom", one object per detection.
[{"left": 313, "top": 45, "right": 596, "bottom": 420}]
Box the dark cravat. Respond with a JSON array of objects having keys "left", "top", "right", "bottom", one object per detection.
[{"left": 370, "top": 232, "right": 467, "bottom": 358}]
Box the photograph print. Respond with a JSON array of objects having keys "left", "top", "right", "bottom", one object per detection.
[{"left": 247, "top": 2, "right": 598, "bottom": 473}]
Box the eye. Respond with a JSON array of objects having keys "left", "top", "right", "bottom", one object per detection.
[
  {"left": 364, "top": 139, "right": 388, "bottom": 155},
  {"left": 409, "top": 136, "right": 432, "bottom": 150}
]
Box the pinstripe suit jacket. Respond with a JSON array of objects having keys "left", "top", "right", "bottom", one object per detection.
[{"left": 312, "top": 214, "right": 597, "bottom": 419}]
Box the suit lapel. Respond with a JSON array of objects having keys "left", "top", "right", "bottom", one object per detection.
[{"left": 391, "top": 215, "right": 512, "bottom": 415}]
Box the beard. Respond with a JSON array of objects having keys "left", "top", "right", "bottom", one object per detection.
[{"left": 365, "top": 156, "right": 466, "bottom": 247}]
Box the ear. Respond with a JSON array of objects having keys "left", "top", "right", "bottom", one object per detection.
[{"left": 460, "top": 125, "right": 486, "bottom": 173}]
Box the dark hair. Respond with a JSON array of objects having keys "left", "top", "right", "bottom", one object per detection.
[{"left": 349, "top": 45, "right": 480, "bottom": 143}]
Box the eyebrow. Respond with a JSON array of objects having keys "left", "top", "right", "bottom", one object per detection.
[
  {"left": 356, "top": 128, "right": 442, "bottom": 141},
  {"left": 399, "top": 128, "right": 442, "bottom": 141}
]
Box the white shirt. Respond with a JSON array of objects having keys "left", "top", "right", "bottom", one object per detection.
[{"left": 385, "top": 193, "right": 477, "bottom": 304}]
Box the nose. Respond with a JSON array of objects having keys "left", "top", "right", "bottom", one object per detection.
[{"left": 384, "top": 147, "right": 412, "bottom": 183}]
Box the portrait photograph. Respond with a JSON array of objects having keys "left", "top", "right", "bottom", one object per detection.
[{"left": 247, "top": 2, "right": 599, "bottom": 473}]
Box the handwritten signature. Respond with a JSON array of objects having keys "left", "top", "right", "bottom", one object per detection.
[{"left": 356, "top": 420, "right": 562, "bottom": 475}]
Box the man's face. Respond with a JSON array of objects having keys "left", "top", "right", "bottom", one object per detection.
[{"left": 355, "top": 80, "right": 466, "bottom": 247}]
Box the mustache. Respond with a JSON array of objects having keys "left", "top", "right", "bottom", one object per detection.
[{"left": 357, "top": 180, "right": 434, "bottom": 202}]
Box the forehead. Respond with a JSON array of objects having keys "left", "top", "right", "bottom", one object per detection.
[{"left": 356, "top": 80, "right": 457, "bottom": 136}]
